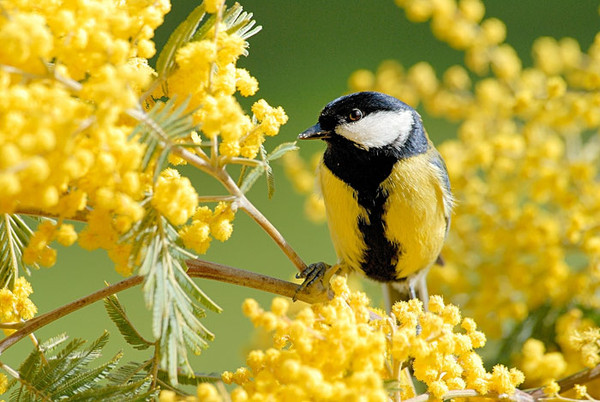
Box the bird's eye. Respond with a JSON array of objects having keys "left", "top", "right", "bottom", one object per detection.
[{"left": 348, "top": 109, "right": 363, "bottom": 122}]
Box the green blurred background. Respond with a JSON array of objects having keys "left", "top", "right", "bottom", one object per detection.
[{"left": 5, "top": 0, "right": 599, "bottom": 380}]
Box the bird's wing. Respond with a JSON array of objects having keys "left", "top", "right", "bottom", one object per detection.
[{"left": 428, "top": 147, "right": 454, "bottom": 237}]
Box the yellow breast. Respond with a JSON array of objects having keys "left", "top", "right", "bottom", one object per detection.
[
  {"left": 382, "top": 154, "right": 447, "bottom": 278},
  {"left": 318, "top": 162, "right": 368, "bottom": 272},
  {"left": 318, "top": 153, "right": 448, "bottom": 280}
]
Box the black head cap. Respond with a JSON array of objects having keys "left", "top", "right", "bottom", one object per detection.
[{"left": 318, "top": 91, "right": 412, "bottom": 132}]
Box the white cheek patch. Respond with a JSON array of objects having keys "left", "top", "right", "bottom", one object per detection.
[{"left": 335, "top": 110, "right": 414, "bottom": 149}]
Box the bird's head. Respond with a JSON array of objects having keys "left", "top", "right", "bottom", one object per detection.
[{"left": 298, "top": 91, "right": 422, "bottom": 152}]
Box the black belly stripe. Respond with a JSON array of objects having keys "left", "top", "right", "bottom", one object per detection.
[
  {"left": 357, "top": 188, "right": 402, "bottom": 282},
  {"left": 323, "top": 137, "right": 410, "bottom": 282}
]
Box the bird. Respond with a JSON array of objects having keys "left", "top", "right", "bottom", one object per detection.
[{"left": 296, "top": 91, "right": 453, "bottom": 310}]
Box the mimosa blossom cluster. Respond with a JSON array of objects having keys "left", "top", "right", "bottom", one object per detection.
[
  {"left": 0, "top": 2, "right": 290, "bottom": 390},
  {"left": 283, "top": 0, "right": 600, "bottom": 393},
  {"left": 0, "top": 0, "right": 287, "bottom": 277},
  {"left": 159, "top": 277, "right": 524, "bottom": 401},
  {"left": 220, "top": 277, "right": 523, "bottom": 401},
  {"left": 0, "top": 0, "right": 169, "bottom": 343},
  {"left": 0, "top": 0, "right": 167, "bottom": 266}
]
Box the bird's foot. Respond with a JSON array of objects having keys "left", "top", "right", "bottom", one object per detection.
[{"left": 293, "top": 262, "right": 338, "bottom": 302}]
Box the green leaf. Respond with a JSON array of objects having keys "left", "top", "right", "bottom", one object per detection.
[
  {"left": 266, "top": 163, "right": 275, "bottom": 199},
  {"left": 9, "top": 332, "right": 153, "bottom": 401},
  {"left": 237, "top": 164, "right": 249, "bottom": 187},
  {"left": 222, "top": 3, "right": 262, "bottom": 42},
  {"left": 239, "top": 164, "right": 265, "bottom": 194},
  {"left": 39, "top": 333, "right": 70, "bottom": 351},
  {"left": 62, "top": 378, "right": 153, "bottom": 402},
  {"left": 156, "top": 369, "right": 221, "bottom": 386},
  {"left": 189, "top": 11, "right": 217, "bottom": 43},
  {"left": 130, "top": 97, "right": 196, "bottom": 181},
  {"left": 103, "top": 294, "right": 153, "bottom": 351},
  {"left": 16, "top": 334, "right": 69, "bottom": 387},
  {"left": 39, "top": 332, "right": 110, "bottom": 393},
  {"left": 33, "top": 338, "right": 88, "bottom": 392},
  {"left": 156, "top": 4, "right": 206, "bottom": 78},
  {"left": 149, "top": 256, "right": 167, "bottom": 340},
  {"left": 105, "top": 361, "right": 152, "bottom": 385},
  {"left": 238, "top": 142, "right": 295, "bottom": 198},
  {"left": 156, "top": 3, "right": 261, "bottom": 83},
  {"left": 191, "top": 3, "right": 262, "bottom": 46},
  {"left": 0, "top": 214, "right": 39, "bottom": 288},
  {"left": 266, "top": 141, "right": 298, "bottom": 161},
  {"left": 235, "top": 143, "right": 298, "bottom": 197},
  {"left": 173, "top": 261, "right": 220, "bottom": 314},
  {"left": 123, "top": 211, "right": 221, "bottom": 385},
  {"left": 153, "top": 148, "right": 171, "bottom": 183},
  {"left": 50, "top": 351, "right": 123, "bottom": 396}
]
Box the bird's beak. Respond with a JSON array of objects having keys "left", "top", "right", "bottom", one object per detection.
[{"left": 298, "top": 123, "right": 331, "bottom": 140}]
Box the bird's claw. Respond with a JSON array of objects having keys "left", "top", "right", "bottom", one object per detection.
[{"left": 293, "top": 262, "right": 333, "bottom": 302}]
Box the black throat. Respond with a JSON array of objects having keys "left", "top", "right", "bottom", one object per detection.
[{"left": 323, "top": 138, "right": 397, "bottom": 208}]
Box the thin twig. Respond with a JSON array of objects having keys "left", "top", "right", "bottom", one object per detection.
[
  {"left": 218, "top": 156, "right": 263, "bottom": 167},
  {"left": 236, "top": 195, "right": 307, "bottom": 272},
  {"left": 0, "top": 276, "right": 143, "bottom": 354},
  {"left": 0, "top": 322, "right": 24, "bottom": 330},
  {"left": 172, "top": 146, "right": 308, "bottom": 272},
  {"left": 14, "top": 207, "right": 89, "bottom": 223},
  {"left": 210, "top": 135, "right": 219, "bottom": 165},
  {"left": 403, "top": 389, "right": 531, "bottom": 402},
  {"left": 170, "top": 142, "right": 213, "bottom": 175},
  {"left": 0, "top": 259, "right": 330, "bottom": 355},
  {"left": 197, "top": 195, "right": 237, "bottom": 203},
  {"left": 17, "top": 146, "right": 308, "bottom": 273},
  {"left": 215, "top": 165, "right": 307, "bottom": 272},
  {"left": 28, "top": 333, "right": 48, "bottom": 365},
  {"left": 4, "top": 214, "right": 18, "bottom": 289},
  {"left": 526, "top": 364, "right": 600, "bottom": 399},
  {"left": 0, "top": 361, "right": 20, "bottom": 379},
  {"left": 185, "top": 259, "right": 330, "bottom": 303}
]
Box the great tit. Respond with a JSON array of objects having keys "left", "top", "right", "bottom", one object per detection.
[{"left": 297, "top": 91, "right": 453, "bottom": 309}]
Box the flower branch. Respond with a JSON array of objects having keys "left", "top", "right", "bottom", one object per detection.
[
  {"left": 171, "top": 145, "right": 308, "bottom": 272},
  {"left": 0, "top": 275, "right": 143, "bottom": 355},
  {"left": 14, "top": 207, "right": 90, "bottom": 223},
  {"left": 197, "top": 195, "right": 237, "bottom": 203},
  {"left": 218, "top": 156, "right": 264, "bottom": 167},
  {"left": 0, "top": 322, "right": 25, "bottom": 330},
  {"left": 185, "top": 259, "right": 329, "bottom": 303},
  {"left": 526, "top": 364, "right": 600, "bottom": 400},
  {"left": 0, "top": 258, "right": 327, "bottom": 356}
]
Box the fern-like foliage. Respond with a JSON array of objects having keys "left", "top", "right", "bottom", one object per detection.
[
  {"left": 103, "top": 295, "right": 153, "bottom": 351},
  {"left": 238, "top": 142, "right": 298, "bottom": 199},
  {"left": 156, "top": 2, "right": 261, "bottom": 79},
  {"left": 118, "top": 208, "right": 220, "bottom": 384},
  {"left": 130, "top": 97, "right": 196, "bottom": 182},
  {"left": 156, "top": 369, "right": 221, "bottom": 387},
  {"left": 120, "top": 0, "right": 300, "bottom": 388},
  {"left": 6, "top": 332, "right": 154, "bottom": 401},
  {"left": 121, "top": 2, "right": 268, "bottom": 386},
  {"left": 103, "top": 292, "right": 221, "bottom": 395},
  {"left": 0, "top": 214, "right": 39, "bottom": 289}
]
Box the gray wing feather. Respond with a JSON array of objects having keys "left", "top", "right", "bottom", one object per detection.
[{"left": 429, "top": 148, "right": 454, "bottom": 237}]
